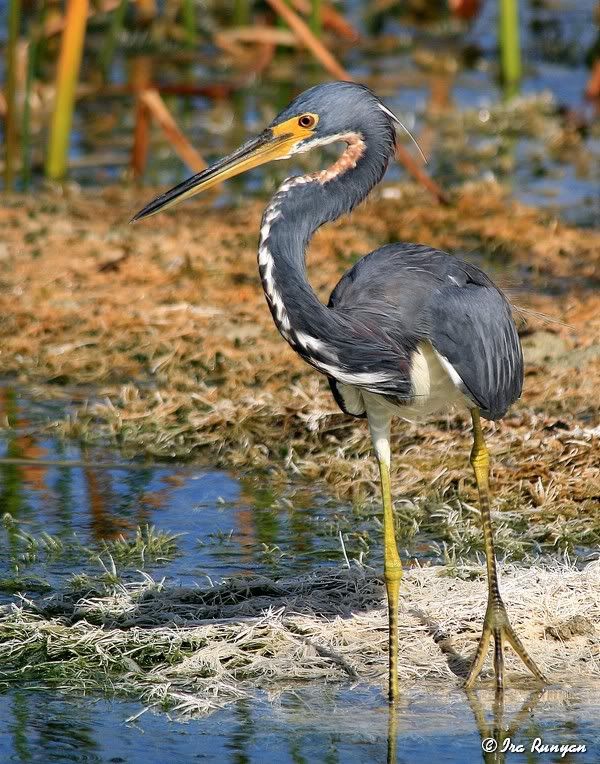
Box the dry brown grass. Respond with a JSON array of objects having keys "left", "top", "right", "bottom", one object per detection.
[
  {"left": 1, "top": 177, "right": 598, "bottom": 716},
  {"left": 0, "top": 179, "right": 598, "bottom": 538}
]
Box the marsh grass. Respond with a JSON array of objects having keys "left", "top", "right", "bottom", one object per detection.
[
  {"left": 0, "top": 170, "right": 598, "bottom": 555},
  {"left": 92, "top": 525, "right": 183, "bottom": 568},
  {"left": 0, "top": 561, "right": 599, "bottom": 718},
  {"left": 0, "top": 516, "right": 182, "bottom": 587},
  {"left": 3, "top": 513, "right": 74, "bottom": 570}
]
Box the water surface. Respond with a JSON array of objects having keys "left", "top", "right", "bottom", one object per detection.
[{"left": 0, "top": 683, "right": 599, "bottom": 763}]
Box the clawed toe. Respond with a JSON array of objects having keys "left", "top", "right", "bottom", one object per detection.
[{"left": 465, "top": 600, "right": 548, "bottom": 690}]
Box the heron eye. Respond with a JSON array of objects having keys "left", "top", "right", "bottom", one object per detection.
[{"left": 298, "top": 114, "right": 316, "bottom": 129}]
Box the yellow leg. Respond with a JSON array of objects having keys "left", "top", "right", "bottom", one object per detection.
[
  {"left": 378, "top": 454, "right": 402, "bottom": 702},
  {"left": 465, "top": 410, "right": 548, "bottom": 690}
]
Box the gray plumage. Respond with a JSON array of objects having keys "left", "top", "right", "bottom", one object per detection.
[
  {"left": 135, "top": 81, "right": 524, "bottom": 425},
  {"left": 327, "top": 244, "right": 523, "bottom": 421}
]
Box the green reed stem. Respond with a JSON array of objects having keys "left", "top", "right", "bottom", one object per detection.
[
  {"left": 310, "top": 0, "right": 322, "bottom": 37},
  {"left": 277, "top": 0, "right": 287, "bottom": 29},
  {"left": 181, "top": 0, "right": 197, "bottom": 47},
  {"left": 233, "top": 0, "right": 250, "bottom": 26},
  {"left": 99, "top": 0, "right": 128, "bottom": 81},
  {"left": 45, "top": 0, "right": 89, "bottom": 181},
  {"left": 499, "top": 0, "right": 521, "bottom": 96}
]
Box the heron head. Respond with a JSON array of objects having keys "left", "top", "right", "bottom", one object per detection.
[{"left": 132, "top": 82, "right": 407, "bottom": 222}]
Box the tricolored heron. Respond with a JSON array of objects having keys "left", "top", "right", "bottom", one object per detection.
[{"left": 133, "top": 81, "right": 547, "bottom": 700}]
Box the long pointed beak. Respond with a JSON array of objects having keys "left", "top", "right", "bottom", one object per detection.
[{"left": 131, "top": 128, "right": 297, "bottom": 222}]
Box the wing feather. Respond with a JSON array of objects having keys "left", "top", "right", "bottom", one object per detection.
[
  {"left": 328, "top": 242, "right": 523, "bottom": 420},
  {"left": 428, "top": 281, "right": 523, "bottom": 420}
]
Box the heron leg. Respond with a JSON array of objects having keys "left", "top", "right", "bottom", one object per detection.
[
  {"left": 379, "top": 454, "right": 402, "bottom": 702},
  {"left": 465, "top": 410, "right": 547, "bottom": 690},
  {"left": 369, "top": 412, "right": 402, "bottom": 702}
]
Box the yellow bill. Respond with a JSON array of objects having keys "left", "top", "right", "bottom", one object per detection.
[{"left": 131, "top": 115, "right": 319, "bottom": 222}]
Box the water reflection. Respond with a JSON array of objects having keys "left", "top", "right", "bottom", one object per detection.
[
  {"left": 2, "top": 682, "right": 597, "bottom": 763},
  {"left": 0, "top": 387, "right": 355, "bottom": 590},
  {"left": 1, "top": 683, "right": 598, "bottom": 763},
  {"left": 388, "top": 700, "right": 398, "bottom": 764},
  {"left": 465, "top": 688, "right": 546, "bottom": 764},
  {"left": 383, "top": 685, "right": 597, "bottom": 763},
  {"left": 3, "top": 689, "right": 101, "bottom": 764},
  {"left": 268, "top": 684, "right": 599, "bottom": 764}
]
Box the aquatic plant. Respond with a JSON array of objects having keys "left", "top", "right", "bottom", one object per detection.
[
  {"left": 498, "top": 0, "right": 522, "bottom": 96},
  {"left": 45, "top": 0, "right": 89, "bottom": 180},
  {"left": 91, "top": 525, "right": 183, "bottom": 567}
]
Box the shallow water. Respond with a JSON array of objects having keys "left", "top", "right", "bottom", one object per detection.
[
  {"left": 0, "top": 387, "right": 360, "bottom": 594},
  {"left": 0, "top": 682, "right": 599, "bottom": 763}
]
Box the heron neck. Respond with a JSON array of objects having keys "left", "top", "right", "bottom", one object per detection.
[{"left": 257, "top": 133, "right": 392, "bottom": 347}]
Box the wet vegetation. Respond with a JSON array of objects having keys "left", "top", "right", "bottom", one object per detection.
[{"left": 0, "top": 182, "right": 597, "bottom": 560}]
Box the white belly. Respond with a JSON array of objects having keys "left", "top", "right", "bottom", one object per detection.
[{"left": 336, "top": 341, "right": 472, "bottom": 424}]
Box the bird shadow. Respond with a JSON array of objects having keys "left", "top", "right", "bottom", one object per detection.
[
  {"left": 34, "top": 565, "right": 385, "bottom": 626},
  {"left": 408, "top": 606, "right": 474, "bottom": 679},
  {"left": 23, "top": 567, "right": 384, "bottom": 684}
]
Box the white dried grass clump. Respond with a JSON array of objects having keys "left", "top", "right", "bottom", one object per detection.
[{"left": 1, "top": 560, "right": 598, "bottom": 717}]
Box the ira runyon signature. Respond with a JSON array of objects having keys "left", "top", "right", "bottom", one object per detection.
[{"left": 481, "top": 737, "right": 587, "bottom": 757}]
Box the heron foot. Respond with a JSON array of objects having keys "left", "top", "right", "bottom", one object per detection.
[{"left": 464, "top": 596, "right": 548, "bottom": 690}]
